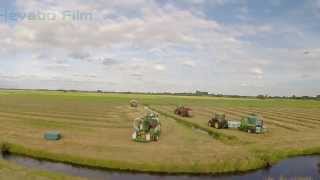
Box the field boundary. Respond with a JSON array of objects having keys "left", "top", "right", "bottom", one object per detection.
[{"left": 1, "top": 141, "right": 320, "bottom": 175}]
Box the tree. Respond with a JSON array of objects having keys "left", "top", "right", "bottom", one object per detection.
[
  {"left": 195, "top": 90, "right": 209, "bottom": 96},
  {"left": 316, "top": 95, "right": 320, "bottom": 100},
  {"left": 257, "top": 95, "right": 266, "bottom": 99}
]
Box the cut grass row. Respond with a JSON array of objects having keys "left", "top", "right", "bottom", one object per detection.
[
  {"left": 212, "top": 107, "right": 319, "bottom": 129},
  {"left": 150, "top": 105, "right": 310, "bottom": 139},
  {"left": 250, "top": 110, "right": 320, "bottom": 127},
  {"left": 189, "top": 107, "right": 280, "bottom": 130},
  {"left": 247, "top": 107, "right": 320, "bottom": 122},
  {"left": 229, "top": 108, "right": 319, "bottom": 129},
  {"left": 147, "top": 105, "right": 240, "bottom": 144},
  {"left": 0, "top": 106, "right": 129, "bottom": 118},
  {"left": 0, "top": 110, "right": 127, "bottom": 124},
  {"left": 212, "top": 107, "right": 312, "bottom": 130},
  {"left": 0, "top": 112, "right": 130, "bottom": 129},
  {"left": 193, "top": 106, "right": 300, "bottom": 131},
  {"left": 198, "top": 106, "right": 320, "bottom": 121}
]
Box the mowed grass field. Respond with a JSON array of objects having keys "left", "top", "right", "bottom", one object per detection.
[{"left": 0, "top": 90, "right": 320, "bottom": 177}]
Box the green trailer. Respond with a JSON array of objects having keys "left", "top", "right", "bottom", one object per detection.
[{"left": 239, "top": 114, "right": 265, "bottom": 133}]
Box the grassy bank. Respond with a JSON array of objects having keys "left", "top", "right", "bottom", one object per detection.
[
  {"left": 0, "top": 144, "right": 84, "bottom": 180},
  {"left": 1, "top": 141, "right": 320, "bottom": 175},
  {"left": 0, "top": 90, "right": 319, "bottom": 177}
]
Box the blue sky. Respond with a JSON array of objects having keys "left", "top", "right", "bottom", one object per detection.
[{"left": 0, "top": 0, "right": 319, "bottom": 96}]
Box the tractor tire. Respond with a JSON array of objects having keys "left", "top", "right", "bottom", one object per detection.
[
  {"left": 208, "top": 122, "right": 212, "bottom": 127},
  {"left": 214, "top": 122, "right": 219, "bottom": 129}
]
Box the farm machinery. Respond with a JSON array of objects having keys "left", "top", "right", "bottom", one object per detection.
[
  {"left": 239, "top": 114, "right": 265, "bottom": 133},
  {"left": 132, "top": 110, "right": 161, "bottom": 142},
  {"left": 208, "top": 113, "right": 266, "bottom": 133},
  {"left": 129, "top": 99, "right": 139, "bottom": 107},
  {"left": 174, "top": 106, "right": 193, "bottom": 117},
  {"left": 208, "top": 113, "right": 228, "bottom": 129}
]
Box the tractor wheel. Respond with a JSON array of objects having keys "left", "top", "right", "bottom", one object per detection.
[
  {"left": 214, "top": 122, "right": 219, "bottom": 129},
  {"left": 155, "top": 136, "right": 159, "bottom": 141},
  {"left": 208, "top": 122, "right": 212, "bottom": 127}
]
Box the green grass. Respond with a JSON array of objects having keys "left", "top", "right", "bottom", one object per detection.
[
  {"left": 0, "top": 90, "right": 320, "bottom": 178},
  {"left": 0, "top": 144, "right": 83, "bottom": 180},
  {"left": 0, "top": 161, "right": 84, "bottom": 180}
]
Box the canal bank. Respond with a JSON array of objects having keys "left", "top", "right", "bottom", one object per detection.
[{"left": 1, "top": 152, "right": 319, "bottom": 180}]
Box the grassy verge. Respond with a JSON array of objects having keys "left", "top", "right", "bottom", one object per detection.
[
  {"left": 252, "top": 146, "right": 320, "bottom": 167},
  {"left": 1, "top": 141, "right": 320, "bottom": 175},
  {"left": 1, "top": 141, "right": 261, "bottom": 174},
  {"left": 0, "top": 144, "right": 84, "bottom": 180}
]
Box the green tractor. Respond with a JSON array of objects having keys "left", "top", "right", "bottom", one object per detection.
[
  {"left": 239, "top": 114, "right": 265, "bottom": 133},
  {"left": 132, "top": 110, "right": 161, "bottom": 142},
  {"left": 208, "top": 113, "right": 228, "bottom": 129}
]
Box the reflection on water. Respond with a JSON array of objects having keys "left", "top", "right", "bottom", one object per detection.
[{"left": 2, "top": 154, "right": 320, "bottom": 180}]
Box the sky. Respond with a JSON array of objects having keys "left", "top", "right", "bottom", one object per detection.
[{"left": 0, "top": 0, "right": 319, "bottom": 96}]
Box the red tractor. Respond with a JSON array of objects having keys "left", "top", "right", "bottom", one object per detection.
[{"left": 174, "top": 106, "right": 193, "bottom": 117}]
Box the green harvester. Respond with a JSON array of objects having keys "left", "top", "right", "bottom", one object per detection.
[
  {"left": 239, "top": 114, "right": 265, "bottom": 133},
  {"left": 132, "top": 110, "right": 161, "bottom": 142}
]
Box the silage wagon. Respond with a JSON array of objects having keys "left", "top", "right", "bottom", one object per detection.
[
  {"left": 239, "top": 114, "right": 265, "bottom": 133},
  {"left": 132, "top": 110, "right": 161, "bottom": 142}
]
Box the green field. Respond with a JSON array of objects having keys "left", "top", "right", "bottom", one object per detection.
[{"left": 0, "top": 90, "right": 320, "bottom": 178}]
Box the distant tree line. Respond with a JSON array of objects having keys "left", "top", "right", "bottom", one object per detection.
[
  {"left": 35, "top": 89, "right": 320, "bottom": 100},
  {"left": 1, "top": 88, "right": 319, "bottom": 100},
  {"left": 107, "top": 90, "right": 320, "bottom": 100},
  {"left": 256, "top": 94, "right": 320, "bottom": 100}
]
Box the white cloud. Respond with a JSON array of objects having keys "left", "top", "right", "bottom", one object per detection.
[
  {"left": 45, "top": 62, "right": 71, "bottom": 70},
  {"left": 250, "top": 67, "right": 263, "bottom": 75},
  {"left": 0, "top": 0, "right": 319, "bottom": 96},
  {"left": 153, "top": 64, "right": 166, "bottom": 71},
  {"left": 181, "top": 60, "right": 196, "bottom": 67}
]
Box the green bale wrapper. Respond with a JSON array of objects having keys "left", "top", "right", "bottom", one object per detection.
[{"left": 239, "top": 114, "right": 265, "bottom": 134}]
